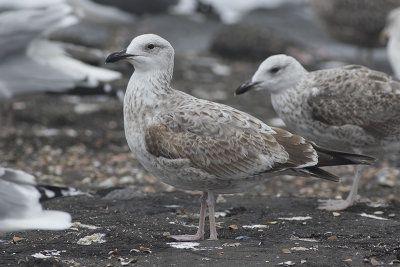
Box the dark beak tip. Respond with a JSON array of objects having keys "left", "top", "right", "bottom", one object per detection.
[
  {"left": 105, "top": 49, "right": 130, "bottom": 64},
  {"left": 235, "top": 83, "right": 252, "bottom": 95}
]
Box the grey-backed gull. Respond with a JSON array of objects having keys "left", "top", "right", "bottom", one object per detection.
[
  {"left": 0, "top": 168, "right": 72, "bottom": 232},
  {"left": 106, "top": 34, "right": 374, "bottom": 241},
  {"left": 236, "top": 54, "right": 399, "bottom": 211}
]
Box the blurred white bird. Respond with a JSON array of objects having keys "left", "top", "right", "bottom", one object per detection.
[
  {"left": 171, "top": 0, "right": 305, "bottom": 24},
  {"left": 0, "top": 0, "right": 135, "bottom": 25},
  {"left": 382, "top": 7, "right": 400, "bottom": 78},
  {"left": 0, "top": 168, "right": 72, "bottom": 232},
  {"left": 0, "top": 4, "right": 124, "bottom": 100}
]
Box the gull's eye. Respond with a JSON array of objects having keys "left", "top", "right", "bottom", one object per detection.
[
  {"left": 147, "top": 44, "right": 155, "bottom": 49},
  {"left": 269, "top": 67, "right": 280, "bottom": 74}
]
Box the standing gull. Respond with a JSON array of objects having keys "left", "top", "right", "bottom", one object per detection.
[
  {"left": 0, "top": 168, "right": 72, "bottom": 232},
  {"left": 106, "top": 34, "right": 374, "bottom": 241},
  {"left": 236, "top": 54, "right": 399, "bottom": 211}
]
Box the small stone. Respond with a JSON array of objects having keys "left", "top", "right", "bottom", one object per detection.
[
  {"left": 229, "top": 224, "right": 238, "bottom": 230},
  {"left": 374, "top": 211, "right": 384, "bottom": 215},
  {"left": 108, "top": 248, "right": 118, "bottom": 255},
  {"left": 222, "top": 242, "right": 240, "bottom": 247},
  {"left": 139, "top": 246, "right": 151, "bottom": 253},
  {"left": 282, "top": 249, "right": 291, "bottom": 254},
  {"left": 301, "top": 259, "right": 307, "bottom": 264},
  {"left": 328, "top": 236, "right": 338, "bottom": 240},
  {"left": 343, "top": 259, "right": 352, "bottom": 262},
  {"left": 291, "top": 247, "right": 308, "bottom": 251},
  {"left": 390, "top": 259, "right": 400, "bottom": 265},
  {"left": 12, "top": 236, "right": 23, "bottom": 243},
  {"left": 370, "top": 257, "right": 379, "bottom": 266},
  {"left": 332, "top": 212, "right": 340, "bottom": 217}
]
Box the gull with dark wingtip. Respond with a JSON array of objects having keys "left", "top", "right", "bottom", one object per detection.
[
  {"left": 106, "top": 34, "right": 374, "bottom": 241},
  {"left": 236, "top": 54, "right": 399, "bottom": 211}
]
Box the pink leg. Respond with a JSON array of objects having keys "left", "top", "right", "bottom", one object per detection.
[
  {"left": 207, "top": 191, "right": 218, "bottom": 240},
  {"left": 318, "top": 165, "right": 364, "bottom": 211},
  {"left": 170, "top": 192, "right": 208, "bottom": 241}
]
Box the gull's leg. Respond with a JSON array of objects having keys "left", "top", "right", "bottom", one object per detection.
[
  {"left": 207, "top": 191, "right": 218, "bottom": 240},
  {"left": 170, "top": 192, "right": 208, "bottom": 241},
  {"left": 318, "top": 165, "right": 364, "bottom": 211}
]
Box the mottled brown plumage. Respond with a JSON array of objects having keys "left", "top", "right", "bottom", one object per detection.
[
  {"left": 107, "top": 35, "right": 374, "bottom": 241},
  {"left": 237, "top": 54, "right": 398, "bottom": 211},
  {"left": 307, "top": 65, "right": 400, "bottom": 139}
]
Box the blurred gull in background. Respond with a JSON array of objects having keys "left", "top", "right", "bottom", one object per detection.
[
  {"left": 310, "top": 0, "right": 400, "bottom": 63},
  {"left": 0, "top": 168, "right": 72, "bottom": 232},
  {"left": 171, "top": 0, "right": 306, "bottom": 24},
  {"left": 0, "top": 0, "right": 134, "bottom": 25},
  {"left": 0, "top": 0, "right": 135, "bottom": 100},
  {"left": 382, "top": 7, "right": 400, "bottom": 78}
]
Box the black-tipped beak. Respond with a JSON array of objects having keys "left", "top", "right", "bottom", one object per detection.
[
  {"left": 105, "top": 49, "right": 134, "bottom": 63},
  {"left": 235, "top": 80, "right": 261, "bottom": 95}
]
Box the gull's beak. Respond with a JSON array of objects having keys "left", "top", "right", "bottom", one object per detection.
[
  {"left": 235, "top": 80, "right": 261, "bottom": 95},
  {"left": 105, "top": 49, "right": 134, "bottom": 63},
  {"left": 379, "top": 28, "right": 389, "bottom": 44}
]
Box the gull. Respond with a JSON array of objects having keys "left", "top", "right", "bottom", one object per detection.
[
  {"left": 0, "top": 0, "right": 135, "bottom": 25},
  {"left": 0, "top": 4, "right": 123, "bottom": 100},
  {"left": 236, "top": 54, "right": 399, "bottom": 211},
  {"left": 171, "top": 0, "right": 302, "bottom": 24},
  {"left": 310, "top": 0, "right": 400, "bottom": 62},
  {"left": 0, "top": 168, "right": 72, "bottom": 232},
  {"left": 106, "top": 34, "right": 374, "bottom": 241},
  {"left": 382, "top": 7, "right": 400, "bottom": 78}
]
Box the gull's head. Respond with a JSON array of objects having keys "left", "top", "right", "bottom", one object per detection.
[
  {"left": 236, "top": 54, "right": 307, "bottom": 95},
  {"left": 106, "top": 34, "right": 174, "bottom": 73}
]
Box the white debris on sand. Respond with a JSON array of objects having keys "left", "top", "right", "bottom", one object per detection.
[
  {"left": 32, "top": 250, "right": 65, "bottom": 259},
  {"left": 242, "top": 224, "right": 268, "bottom": 229},
  {"left": 167, "top": 242, "right": 223, "bottom": 251},
  {"left": 72, "top": 222, "right": 100, "bottom": 229},
  {"left": 77, "top": 233, "right": 106, "bottom": 245},
  {"left": 360, "top": 213, "right": 389, "bottom": 221},
  {"left": 278, "top": 216, "right": 312, "bottom": 221}
]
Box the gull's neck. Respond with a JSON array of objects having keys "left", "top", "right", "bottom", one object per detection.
[{"left": 125, "top": 68, "right": 173, "bottom": 107}]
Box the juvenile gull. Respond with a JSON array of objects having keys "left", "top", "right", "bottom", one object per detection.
[
  {"left": 382, "top": 7, "right": 400, "bottom": 78},
  {"left": 0, "top": 168, "right": 72, "bottom": 232},
  {"left": 236, "top": 54, "right": 399, "bottom": 211},
  {"left": 106, "top": 34, "right": 374, "bottom": 241}
]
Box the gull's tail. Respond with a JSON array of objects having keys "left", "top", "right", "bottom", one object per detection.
[{"left": 300, "top": 143, "right": 375, "bottom": 182}]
